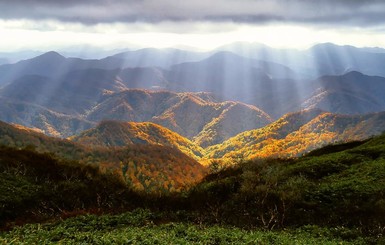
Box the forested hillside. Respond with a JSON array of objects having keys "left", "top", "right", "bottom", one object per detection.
[
  {"left": 0, "top": 121, "right": 206, "bottom": 193},
  {"left": 70, "top": 120, "right": 205, "bottom": 160},
  {"left": 206, "top": 109, "right": 385, "bottom": 162}
]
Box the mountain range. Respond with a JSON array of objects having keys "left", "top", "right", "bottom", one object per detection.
[
  {"left": 0, "top": 43, "right": 385, "bottom": 131},
  {"left": 1, "top": 44, "right": 385, "bottom": 120},
  {"left": 1, "top": 104, "right": 385, "bottom": 165},
  {"left": 0, "top": 86, "right": 273, "bottom": 145},
  {"left": 216, "top": 42, "right": 385, "bottom": 78},
  {"left": 1, "top": 42, "right": 385, "bottom": 170}
]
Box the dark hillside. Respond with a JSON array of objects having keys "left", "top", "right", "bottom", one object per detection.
[{"left": 0, "top": 146, "right": 138, "bottom": 228}]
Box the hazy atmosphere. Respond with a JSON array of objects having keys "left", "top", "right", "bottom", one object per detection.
[{"left": 1, "top": 0, "right": 385, "bottom": 51}]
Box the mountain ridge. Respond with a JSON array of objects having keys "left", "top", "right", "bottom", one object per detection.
[
  {"left": 302, "top": 71, "right": 385, "bottom": 114},
  {"left": 206, "top": 109, "right": 385, "bottom": 161},
  {"left": 70, "top": 120, "right": 205, "bottom": 160},
  {"left": 1, "top": 45, "right": 385, "bottom": 144}
]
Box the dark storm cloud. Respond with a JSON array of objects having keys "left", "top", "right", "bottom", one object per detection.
[{"left": 0, "top": 0, "right": 384, "bottom": 27}]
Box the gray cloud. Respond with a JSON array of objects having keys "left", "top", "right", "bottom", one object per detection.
[{"left": 0, "top": 0, "right": 385, "bottom": 27}]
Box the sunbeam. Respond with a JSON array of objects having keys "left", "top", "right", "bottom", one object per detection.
[{"left": 2, "top": 1, "right": 385, "bottom": 242}]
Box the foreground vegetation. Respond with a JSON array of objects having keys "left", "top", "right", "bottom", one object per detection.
[
  {"left": 2, "top": 132, "right": 385, "bottom": 243},
  {"left": 188, "top": 134, "right": 385, "bottom": 234},
  {"left": 0, "top": 209, "right": 376, "bottom": 244}
]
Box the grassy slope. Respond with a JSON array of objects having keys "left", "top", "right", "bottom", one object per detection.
[
  {"left": 0, "top": 209, "right": 372, "bottom": 244},
  {"left": 189, "top": 133, "right": 385, "bottom": 232}
]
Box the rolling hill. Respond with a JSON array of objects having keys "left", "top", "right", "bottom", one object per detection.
[
  {"left": 84, "top": 89, "right": 273, "bottom": 146},
  {"left": 0, "top": 120, "right": 206, "bottom": 193},
  {"left": 0, "top": 67, "right": 167, "bottom": 115},
  {"left": 206, "top": 109, "right": 385, "bottom": 161},
  {"left": 0, "top": 88, "right": 272, "bottom": 142},
  {"left": 302, "top": 71, "right": 385, "bottom": 114},
  {"left": 0, "top": 96, "right": 94, "bottom": 137},
  {"left": 70, "top": 120, "right": 205, "bottom": 160},
  {"left": 193, "top": 102, "right": 275, "bottom": 147}
]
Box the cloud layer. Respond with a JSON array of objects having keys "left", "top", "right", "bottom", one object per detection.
[{"left": 1, "top": 0, "right": 385, "bottom": 27}]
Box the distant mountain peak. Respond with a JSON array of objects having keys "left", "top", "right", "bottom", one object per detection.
[
  {"left": 319, "top": 70, "right": 366, "bottom": 81},
  {"left": 35, "top": 51, "right": 65, "bottom": 60},
  {"left": 205, "top": 51, "right": 243, "bottom": 60},
  {"left": 342, "top": 70, "right": 365, "bottom": 77},
  {"left": 310, "top": 42, "right": 341, "bottom": 50}
]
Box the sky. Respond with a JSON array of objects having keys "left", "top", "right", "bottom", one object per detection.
[{"left": 1, "top": 0, "right": 385, "bottom": 52}]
